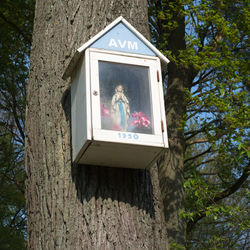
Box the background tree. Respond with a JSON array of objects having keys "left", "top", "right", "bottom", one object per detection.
[
  {"left": 25, "top": 0, "right": 168, "bottom": 249},
  {"left": 0, "top": 0, "right": 34, "bottom": 248},
  {"left": 2, "top": 0, "right": 249, "bottom": 248},
  {"left": 148, "top": 0, "right": 249, "bottom": 248}
]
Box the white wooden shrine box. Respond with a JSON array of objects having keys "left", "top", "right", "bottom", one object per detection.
[{"left": 63, "top": 16, "right": 169, "bottom": 169}]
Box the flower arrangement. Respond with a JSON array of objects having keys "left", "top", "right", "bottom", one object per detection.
[
  {"left": 100, "top": 103, "right": 111, "bottom": 118},
  {"left": 101, "top": 103, "right": 151, "bottom": 132},
  {"left": 131, "top": 112, "right": 150, "bottom": 128},
  {"left": 101, "top": 103, "right": 122, "bottom": 130}
]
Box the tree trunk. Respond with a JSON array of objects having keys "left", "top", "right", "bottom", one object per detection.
[
  {"left": 157, "top": 3, "right": 194, "bottom": 245},
  {"left": 158, "top": 63, "right": 187, "bottom": 245},
  {"left": 25, "top": 0, "right": 168, "bottom": 249}
]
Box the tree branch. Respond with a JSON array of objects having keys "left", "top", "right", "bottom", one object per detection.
[
  {"left": 9, "top": 208, "right": 22, "bottom": 227},
  {"left": 184, "top": 147, "right": 212, "bottom": 164},
  {"left": 186, "top": 138, "right": 209, "bottom": 146},
  {"left": 11, "top": 90, "right": 25, "bottom": 142},
  {"left": 185, "top": 105, "right": 205, "bottom": 121},
  {"left": 187, "top": 164, "right": 250, "bottom": 233},
  {"left": 185, "top": 118, "right": 220, "bottom": 140},
  {"left": 0, "top": 11, "right": 31, "bottom": 45},
  {"left": 192, "top": 69, "right": 214, "bottom": 87},
  {"left": 185, "top": 159, "right": 215, "bottom": 172}
]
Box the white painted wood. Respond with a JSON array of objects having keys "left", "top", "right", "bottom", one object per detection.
[
  {"left": 77, "top": 16, "right": 169, "bottom": 61},
  {"left": 89, "top": 47, "right": 160, "bottom": 64},
  {"left": 71, "top": 56, "right": 87, "bottom": 161},
  {"left": 93, "top": 129, "right": 164, "bottom": 147},
  {"left": 89, "top": 49, "right": 166, "bottom": 148},
  {"left": 85, "top": 49, "right": 92, "bottom": 141},
  {"left": 120, "top": 18, "right": 170, "bottom": 64},
  {"left": 71, "top": 51, "right": 93, "bottom": 163},
  {"left": 156, "top": 59, "right": 169, "bottom": 148},
  {"left": 78, "top": 141, "right": 164, "bottom": 169},
  {"left": 63, "top": 16, "right": 169, "bottom": 80},
  {"left": 78, "top": 17, "right": 123, "bottom": 54},
  {"left": 70, "top": 29, "right": 169, "bottom": 167}
]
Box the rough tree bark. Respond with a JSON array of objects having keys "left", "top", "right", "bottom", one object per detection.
[
  {"left": 156, "top": 2, "right": 196, "bottom": 245},
  {"left": 25, "top": 0, "right": 168, "bottom": 249},
  {"left": 158, "top": 30, "right": 187, "bottom": 247}
]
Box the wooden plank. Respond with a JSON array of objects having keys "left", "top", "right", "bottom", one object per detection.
[{"left": 78, "top": 141, "right": 164, "bottom": 169}]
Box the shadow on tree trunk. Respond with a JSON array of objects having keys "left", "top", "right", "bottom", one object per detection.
[
  {"left": 61, "top": 84, "right": 156, "bottom": 219},
  {"left": 72, "top": 165, "right": 156, "bottom": 219}
]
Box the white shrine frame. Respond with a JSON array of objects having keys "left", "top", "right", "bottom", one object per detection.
[{"left": 87, "top": 48, "right": 167, "bottom": 148}]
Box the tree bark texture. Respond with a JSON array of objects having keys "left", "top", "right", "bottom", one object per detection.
[
  {"left": 25, "top": 0, "right": 168, "bottom": 249},
  {"left": 158, "top": 63, "right": 187, "bottom": 245},
  {"left": 156, "top": 4, "right": 196, "bottom": 245}
]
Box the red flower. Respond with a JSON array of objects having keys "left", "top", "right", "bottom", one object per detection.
[
  {"left": 131, "top": 111, "right": 150, "bottom": 128},
  {"left": 112, "top": 124, "right": 122, "bottom": 131},
  {"left": 100, "top": 103, "right": 111, "bottom": 118}
]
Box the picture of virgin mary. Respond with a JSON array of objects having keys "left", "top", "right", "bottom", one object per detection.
[{"left": 111, "top": 85, "right": 130, "bottom": 131}]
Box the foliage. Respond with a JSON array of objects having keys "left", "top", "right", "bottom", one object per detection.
[
  {"left": 0, "top": 0, "right": 35, "bottom": 248},
  {"left": 1, "top": 0, "right": 249, "bottom": 248},
  {"left": 148, "top": 0, "right": 249, "bottom": 248},
  {"left": 0, "top": 132, "right": 26, "bottom": 249}
]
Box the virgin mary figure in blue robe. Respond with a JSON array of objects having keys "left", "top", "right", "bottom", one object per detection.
[{"left": 111, "top": 85, "right": 130, "bottom": 131}]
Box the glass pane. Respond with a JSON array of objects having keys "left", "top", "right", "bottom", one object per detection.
[{"left": 99, "top": 61, "right": 153, "bottom": 134}]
